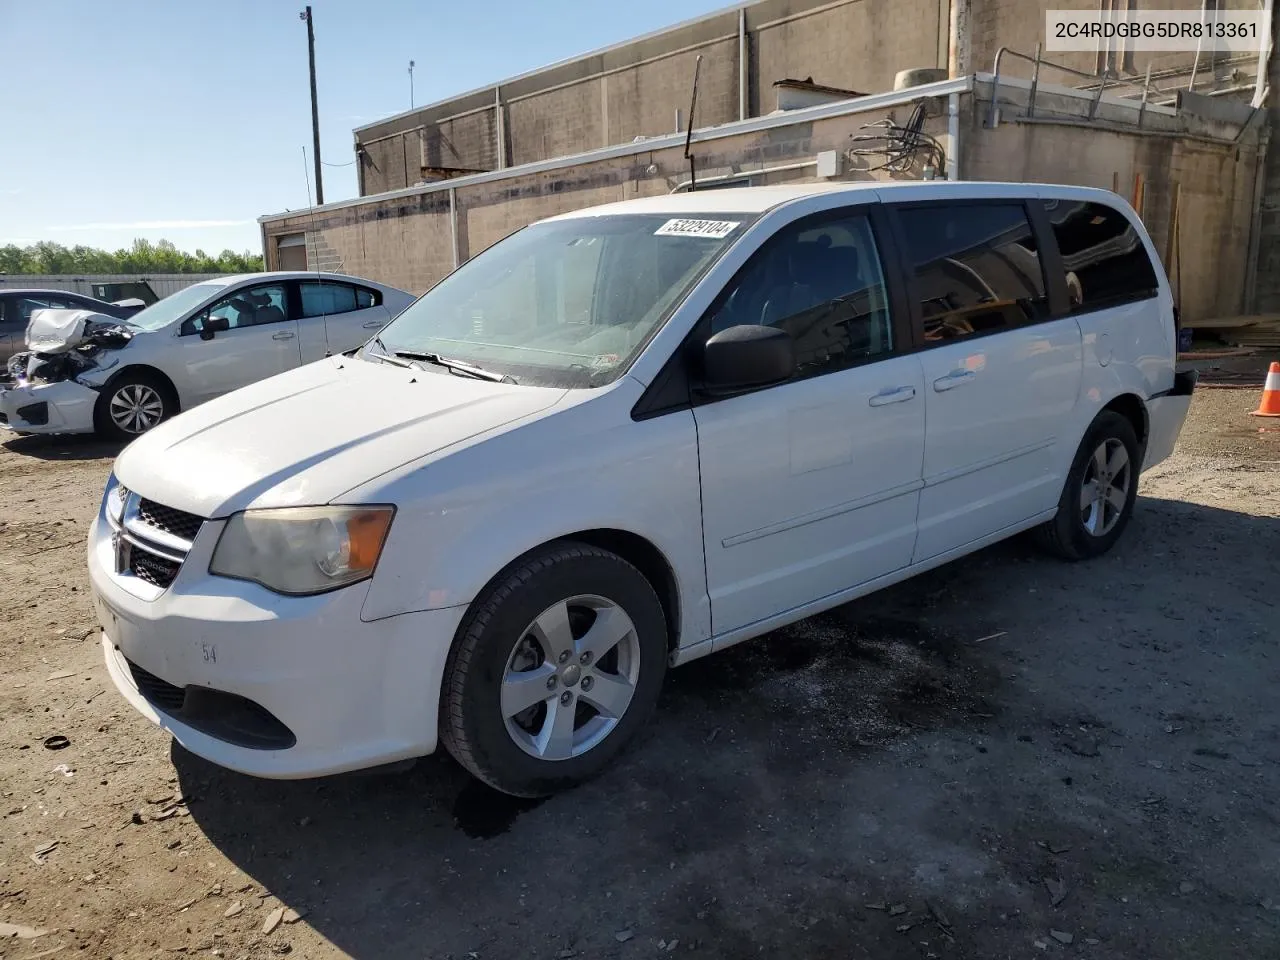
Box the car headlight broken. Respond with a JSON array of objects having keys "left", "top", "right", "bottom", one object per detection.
[{"left": 209, "top": 505, "right": 395, "bottom": 595}]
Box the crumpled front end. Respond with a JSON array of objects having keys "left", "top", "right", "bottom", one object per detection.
[
  {"left": 0, "top": 309, "right": 135, "bottom": 435},
  {"left": 25, "top": 308, "right": 133, "bottom": 354}
]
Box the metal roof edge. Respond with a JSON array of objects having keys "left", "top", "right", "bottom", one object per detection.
[{"left": 261, "top": 75, "right": 975, "bottom": 225}]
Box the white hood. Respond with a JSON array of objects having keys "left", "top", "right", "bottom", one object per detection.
[
  {"left": 113, "top": 356, "right": 566, "bottom": 518},
  {"left": 25, "top": 309, "right": 105, "bottom": 353}
]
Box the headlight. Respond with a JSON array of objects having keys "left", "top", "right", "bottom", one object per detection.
[
  {"left": 104, "top": 475, "right": 128, "bottom": 525},
  {"left": 209, "top": 505, "right": 395, "bottom": 596}
]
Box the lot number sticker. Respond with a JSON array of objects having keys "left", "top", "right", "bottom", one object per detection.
[{"left": 655, "top": 219, "right": 741, "bottom": 239}]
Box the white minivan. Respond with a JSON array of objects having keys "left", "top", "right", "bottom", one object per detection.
[{"left": 89, "top": 181, "right": 1195, "bottom": 796}]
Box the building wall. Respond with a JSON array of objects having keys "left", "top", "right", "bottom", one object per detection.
[
  {"left": 353, "top": 0, "right": 1272, "bottom": 199},
  {"left": 968, "top": 0, "right": 1260, "bottom": 82},
  {"left": 751, "top": 0, "right": 942, "bottom": 111},
  {"left": 355, "top": 0, "right": 955, "bottom": 196},
  {"left": 265, "top": 192, "right": 455, "bottom": 297},
  {"left": 604, "top": 37, "right": 740, "bottom": 148},
  {"left": 270, "top": 88, "right": 1259, "bottom": 326},
  {"left": 505, "top": 77, "right": 605, "bottom": 168},
  {"left": 273, "top": 97, "right": 954, "bottom": 294}
]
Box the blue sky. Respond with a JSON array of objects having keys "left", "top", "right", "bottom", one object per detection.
[{"left": 0, "top": 0, "right": 728, "bottom": 257}]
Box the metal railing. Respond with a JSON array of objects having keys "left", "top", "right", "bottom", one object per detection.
[{"left": 987, "top": 44, "right": 1153, "bottom": 129}]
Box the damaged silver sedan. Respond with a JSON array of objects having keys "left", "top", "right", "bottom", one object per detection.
[
  {"left": 0, "top": 271, "right": 414, "bottom": 441},
  {"left": 2, "top": 310, "right": 136, "bottom": 436}
]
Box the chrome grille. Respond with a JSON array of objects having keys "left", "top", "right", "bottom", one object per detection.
[
  {"left": 108, "top": 489, "right": 205, "bottom": 592},
  {"left": 137, "top": 499, "right": 203, "bottom": 542},
  {"left": 129, "top": 549, "right": 182, "bottom": 588}
]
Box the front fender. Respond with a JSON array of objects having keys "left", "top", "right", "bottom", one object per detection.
[{"left": 352, "top": 387, "right": 711, "bottom": 650}]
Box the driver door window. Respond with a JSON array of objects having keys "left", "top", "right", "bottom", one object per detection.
[
  {"left": 707, "top": 213, "right": 894, "bottom": 381},
  {"left": 183, "top": 284, "right": 289, "bottom": 335}
]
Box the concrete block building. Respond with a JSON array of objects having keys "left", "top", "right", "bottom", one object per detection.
[{"left": 261, "top": 0, "right": 1277, "bottom": 322}]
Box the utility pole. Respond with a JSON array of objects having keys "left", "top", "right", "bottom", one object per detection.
[
  {"left": 409, "top": 60, "right": 416, "bottom": 109},
  {"left": 299, "top": 6, "right": 323, "bottom": 204}
]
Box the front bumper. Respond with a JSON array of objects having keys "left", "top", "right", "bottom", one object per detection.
[
  {"left": 88, "top": 502, "right": 466, "bottom": 779},
  {"left": 0, "top": 380, "right": 98, "bottom": 435}
]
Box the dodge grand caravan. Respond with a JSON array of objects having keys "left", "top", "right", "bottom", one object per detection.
[{"left": 89, "top": 181, "right": 1195, "bottom": 797}]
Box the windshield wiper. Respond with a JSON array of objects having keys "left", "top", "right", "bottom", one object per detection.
[
  {"left": 365, "top": 337, "right": 414, "bottom": 368},
  {"left": 393, "top": 350, "right": 517, "bottom": 384}
]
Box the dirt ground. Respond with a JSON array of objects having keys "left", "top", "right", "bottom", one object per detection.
[{"left": 2, "top": 379, "right": 1278, "bottom": 960}]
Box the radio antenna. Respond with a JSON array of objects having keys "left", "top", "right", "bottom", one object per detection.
[
  {"left": 301, "top": 145, "right": 331, "bottom": 356},
  {"left": 684, "top": 55, "right": 702, "bottom": 192}
]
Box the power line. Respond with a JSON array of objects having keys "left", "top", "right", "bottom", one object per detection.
[{"left": 320, "top": 159, "right": 355, "bottom": 167}]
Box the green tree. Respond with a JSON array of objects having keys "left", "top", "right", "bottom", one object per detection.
[
  {"left": 0, "top": 245, "right": 33, "bottom": 274},
  {"left": 0, "top": 239, "right": 263, "bottom": 275}
]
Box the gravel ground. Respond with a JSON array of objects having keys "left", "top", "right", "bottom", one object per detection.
[{"left": 1, "top": 386, "right": 1278, "bottom": 960}]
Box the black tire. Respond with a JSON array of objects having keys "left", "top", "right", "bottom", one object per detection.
[
  {"left": 440, "top": 542, "right": 668, "bottom": 797},
  {"left": 94, "top": 370, "right": 174, "bottom": 442},
  {"left": 1036, "top": 410, "right": 1141, "bottom": 561}
]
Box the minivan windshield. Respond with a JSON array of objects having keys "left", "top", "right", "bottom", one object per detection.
[
  {"left": 125, "top": 281, "right": 229, "bottom": 331},
  {"left": 369, "top": 213, "right": 752, "bottom": 388}
]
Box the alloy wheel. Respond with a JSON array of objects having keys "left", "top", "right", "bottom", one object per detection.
[
  {"left": 501, "top": 594, "right": 641, "bottom": 761},
  {"left": 1079, "top": 438, "right": 1131, "bottom": 537},
  {"left": 109, "top": 384, "right": 165, "bottom": 435}
]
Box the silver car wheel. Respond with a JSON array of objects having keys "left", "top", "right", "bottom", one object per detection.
[
  {"left": 109, "top": 384, "right": 165, "bottom": 435},
  {"left": 501, "top": 594, "right": 641, "bottom": 761},
  {"left": 1079, "top": 438, "right": 1131, "bottom": 537}
]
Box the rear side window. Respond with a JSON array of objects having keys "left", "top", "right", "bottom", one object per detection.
[
  {"left": 300, "top": 282, "right": 359, "bottom": 317},
  {"left": 897, "top": 203, "right": 1049, "bottom": 343},
  {"left": 1042, "top": 199, "right": 1159, "bottom": 311},
  {"left": 355, "top": 286, "right": 380, "bottom": 309}
]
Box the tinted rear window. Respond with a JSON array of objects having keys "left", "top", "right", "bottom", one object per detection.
[{"left": 1042, "top": 199, "right": 1159, "bottom": 311}]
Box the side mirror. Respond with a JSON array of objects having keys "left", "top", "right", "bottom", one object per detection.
[
  {"left": 200, "top": 316, "right": 230, "bottom": 340},
  {"left": 701, "top": 324, "right": 794, "bottom": 394}
]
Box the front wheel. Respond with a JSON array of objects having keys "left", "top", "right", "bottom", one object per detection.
[
  {"left": 1036, "top": 410, "right": 1140, "bottom": 561},
  {"left": 440, "top": 542, "right": 668, "bottom": 797},
  {"left": 95, "top": 372, "right": 173, "bottom": 442}
]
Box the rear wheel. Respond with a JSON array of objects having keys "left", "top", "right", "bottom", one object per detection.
[
  {"left": 440, "top": 542, "right": 668, "bottom": 797},
  {"left": 1036, "top": 411, "right": 1140, "bottom": 561},
  {"left": 95, "top": 372, "right": 174, "bottom": 442}
]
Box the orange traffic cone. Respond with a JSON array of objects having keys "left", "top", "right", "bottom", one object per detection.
[{"left": 1251, "top": 362, "right": 1280, "bottom": 417}]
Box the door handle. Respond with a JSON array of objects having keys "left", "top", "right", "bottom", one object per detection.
[
  {"left": 362, "top": 320, "right": 384, "bottom": 328},
  {"left": 932, "top": 369, "right": 976, "bottom": 392},
  {"left": 868, "top": 385, "right": 917, "bottom": 407},
  {"left": 272, "top": 331, "right": 295, "bottom": 341}
]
